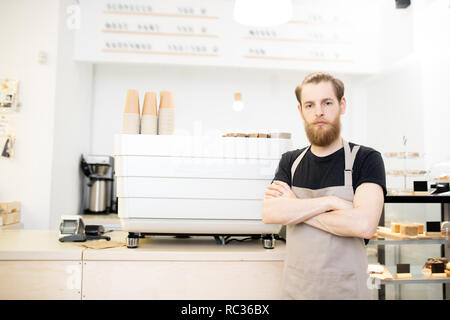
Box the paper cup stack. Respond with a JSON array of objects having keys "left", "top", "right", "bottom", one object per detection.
[
  {"left": 141, "top": 92, "right": 158, "bottom": 135},
  {"left": 122, "top": 89, "right": 141, "bottom": 134},
  {"left": 121, "top": 89, "right": 174, "bottom": 135},
  {"left": 158, "top": 91, "right": 174, "bottom": 135}
]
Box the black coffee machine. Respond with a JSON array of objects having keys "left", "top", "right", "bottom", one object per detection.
[{"left": 80, "top": 154, "right": 117, "bottom": 214}]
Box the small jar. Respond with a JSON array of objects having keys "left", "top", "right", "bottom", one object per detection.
[{"left": 442, "top": 227, "right": 449, "bottom": 238}]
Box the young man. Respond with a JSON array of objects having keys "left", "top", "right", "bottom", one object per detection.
[{"left": 262, "top": 72, "right": 386, "bottom": 300}]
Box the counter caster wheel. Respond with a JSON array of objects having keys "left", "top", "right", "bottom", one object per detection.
[
  {"left": 127, "top": 233, "right": 139, "bottom": 249},
  {"left": 262, "top": 234, "right": 275, "bottom": 249}
]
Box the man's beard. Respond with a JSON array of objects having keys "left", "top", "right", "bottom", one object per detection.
[{"left": 304, "top": 115, "right": 341, "bottom": 147}]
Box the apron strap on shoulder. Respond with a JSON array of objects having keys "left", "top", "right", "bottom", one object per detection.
[
  {"left": 343, "top": 139, "right": 360, "bottom": 187},
  {"left": 290, "top": 146, "right": 309, "bottom": 186}
]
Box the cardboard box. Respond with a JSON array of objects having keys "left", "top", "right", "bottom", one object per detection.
[{"left": 0, "top": 201, "right": 21, "bottom": 225}]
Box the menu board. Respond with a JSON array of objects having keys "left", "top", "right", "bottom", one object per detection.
[{"left": 74, "top": 0, "right": 380, "bottom": 73}]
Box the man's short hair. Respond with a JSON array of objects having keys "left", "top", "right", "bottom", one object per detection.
[{"left": 295, "top": 72, "right": 345, "bottom": 106}]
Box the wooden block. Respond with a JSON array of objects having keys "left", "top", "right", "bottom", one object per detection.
[
  {"left": 391, "top": 223, "right": 401, "bottom": 233},
  {"left": 417, "top": 234, "right": 432, "bottom": 239},
  {"left": 0, "top": 210, "right": 20, "bottom": 226},
  {"left": 412, "top": 191, "right": 430, "bottom": 196},
  {"left": 425, "top": 232, "right": 442, "bottom": 238},
  {"left": 377, "top": 227, "right": 408, "bottom": 240},
  {"left": 0, "top": 201, "right": 21, "bottom": 214},
  {"left": 400, "top": 224, "right": 418, "bottom": 236},
  {"left": 395, "top": 273, "right": 412, "bottom": 279},
  {"left": 430, "top": 273, "right": 447, "bottom": 279},
  {"left": 413, "top": 223, "right": 424, "bottom": 234}
]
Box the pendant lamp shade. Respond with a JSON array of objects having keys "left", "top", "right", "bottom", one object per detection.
[{"left": 233, "top": 0, "right": 293, "bottom": 27}]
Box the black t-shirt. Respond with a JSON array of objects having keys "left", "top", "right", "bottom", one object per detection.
[{"left": 272, "top": 142, "right": 387, "bottom": 245}]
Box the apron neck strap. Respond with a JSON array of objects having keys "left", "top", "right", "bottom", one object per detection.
[
  {"left": 290, "top": 140, "right": 360, "bottom": 187},
  {"left": 343, "top": 139, "right": 360, "bottom": 187},
  {"left": 290, "top": 146, "right": 309, "bottom": 186}
]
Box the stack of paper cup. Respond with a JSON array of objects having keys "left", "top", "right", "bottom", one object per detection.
[
  {"left": 141, "top": 92, "right": 158, "bottom": 135},
  {"left": 158, "top": 91, "right": 174, "bottom": 135},
  {"left": 122, "top": 89, "right": 140, "bottom": 134}
]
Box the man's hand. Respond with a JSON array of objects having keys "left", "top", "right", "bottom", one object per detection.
[{"left": 264, "top": 180, "right": 297, "bottom": 199}]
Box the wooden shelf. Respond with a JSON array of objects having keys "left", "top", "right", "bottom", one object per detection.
[
  {"left": 369, "top": 239, "right": 450, "bottom": 245},
  {"left": 381, "top": 276, "right": 450, "bottom": 285},
  {"left": 385, "top": 195, "right": 450, "bottom": 203}
]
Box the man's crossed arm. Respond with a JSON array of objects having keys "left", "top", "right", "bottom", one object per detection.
[{"left": 262, "top": 181, "right": 384, "bottom": 239}]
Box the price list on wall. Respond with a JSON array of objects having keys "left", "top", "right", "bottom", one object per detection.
[{"left": 74, "top": 0, "right": 381, "bottom": 73}]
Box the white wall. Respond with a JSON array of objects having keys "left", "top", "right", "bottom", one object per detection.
[
  {"left": 0, "top": 0, "right": 372, "bottom": 230},
  {"left": 363, "top": 0, "right": 449, "bottom": 300},
  {"left": 0, "top": 0, "right": 59, "bottom": 229},
  {"left": 48, "top": 0, "right": 93, "bottom": 229},
  {"left": 1, "top": 0, "right": 448, "bottom": 230},
  {"left": 0, "top": 0, "right": 93, "bottom": 229},
  {"left": 364, "top": 0, "right": 450, "bottom": 190},
  {"left": 414, "top": 0, "right": 450, "bottom": 168}
]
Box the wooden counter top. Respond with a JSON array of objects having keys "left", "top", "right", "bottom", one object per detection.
[
  {"left": 0, "top": 230, "right": 286, "bottom": 262},
  {"left": 0, "top": 230, "right": 84, "bottom": 261},
  {"left": 83, "top": 231, "right": 285, "bottom": 261}
]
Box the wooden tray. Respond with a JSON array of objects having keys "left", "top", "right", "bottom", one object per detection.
[{"left": 376, "top": 227, "right": 445, "bottom": 240}]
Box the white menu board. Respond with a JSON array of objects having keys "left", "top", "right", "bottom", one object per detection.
[{"left": 74, "top": 0, "right": 381, "bottom": 73}]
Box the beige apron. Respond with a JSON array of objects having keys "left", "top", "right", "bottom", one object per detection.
[{"left": 281, "top": 140, "right": 371, "bottom": 300}]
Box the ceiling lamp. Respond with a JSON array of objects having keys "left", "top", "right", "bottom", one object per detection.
[
  {"left": 233, "top": 0, "right": 293, "bottom": 27},
  {"left": 232, "top": 93, "right": 244, "bottom": 112}
]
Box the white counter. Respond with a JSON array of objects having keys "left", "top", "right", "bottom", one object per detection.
[
  {"left": 0, "top": 229, "right": 83, "bottom": 260},
  {"left": 0, "top": 229, "right": 285, "bottom": 300},
  {"left": 83, "top": 230, "right": 284, "bottom": 261}
]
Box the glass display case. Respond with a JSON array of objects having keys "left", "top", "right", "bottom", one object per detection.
[{"left": 368, "top": 196, "right": 450, "bottom": 300}]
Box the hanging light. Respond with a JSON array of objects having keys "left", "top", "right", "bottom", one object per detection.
[
  {"left": 232, "top": 93, "right": 244, "bottom": 112},
  {"left": 233, "top": 0, "right": 293, "bottom": 27}
]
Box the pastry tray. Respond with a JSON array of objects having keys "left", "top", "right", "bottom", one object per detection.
[{"left": 376, "top": 227, "right": 446, "bottom": 240}]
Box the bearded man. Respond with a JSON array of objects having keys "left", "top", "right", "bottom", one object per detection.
[{"left": 262, "top": 72, "right": 386, "bottom": 300}]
